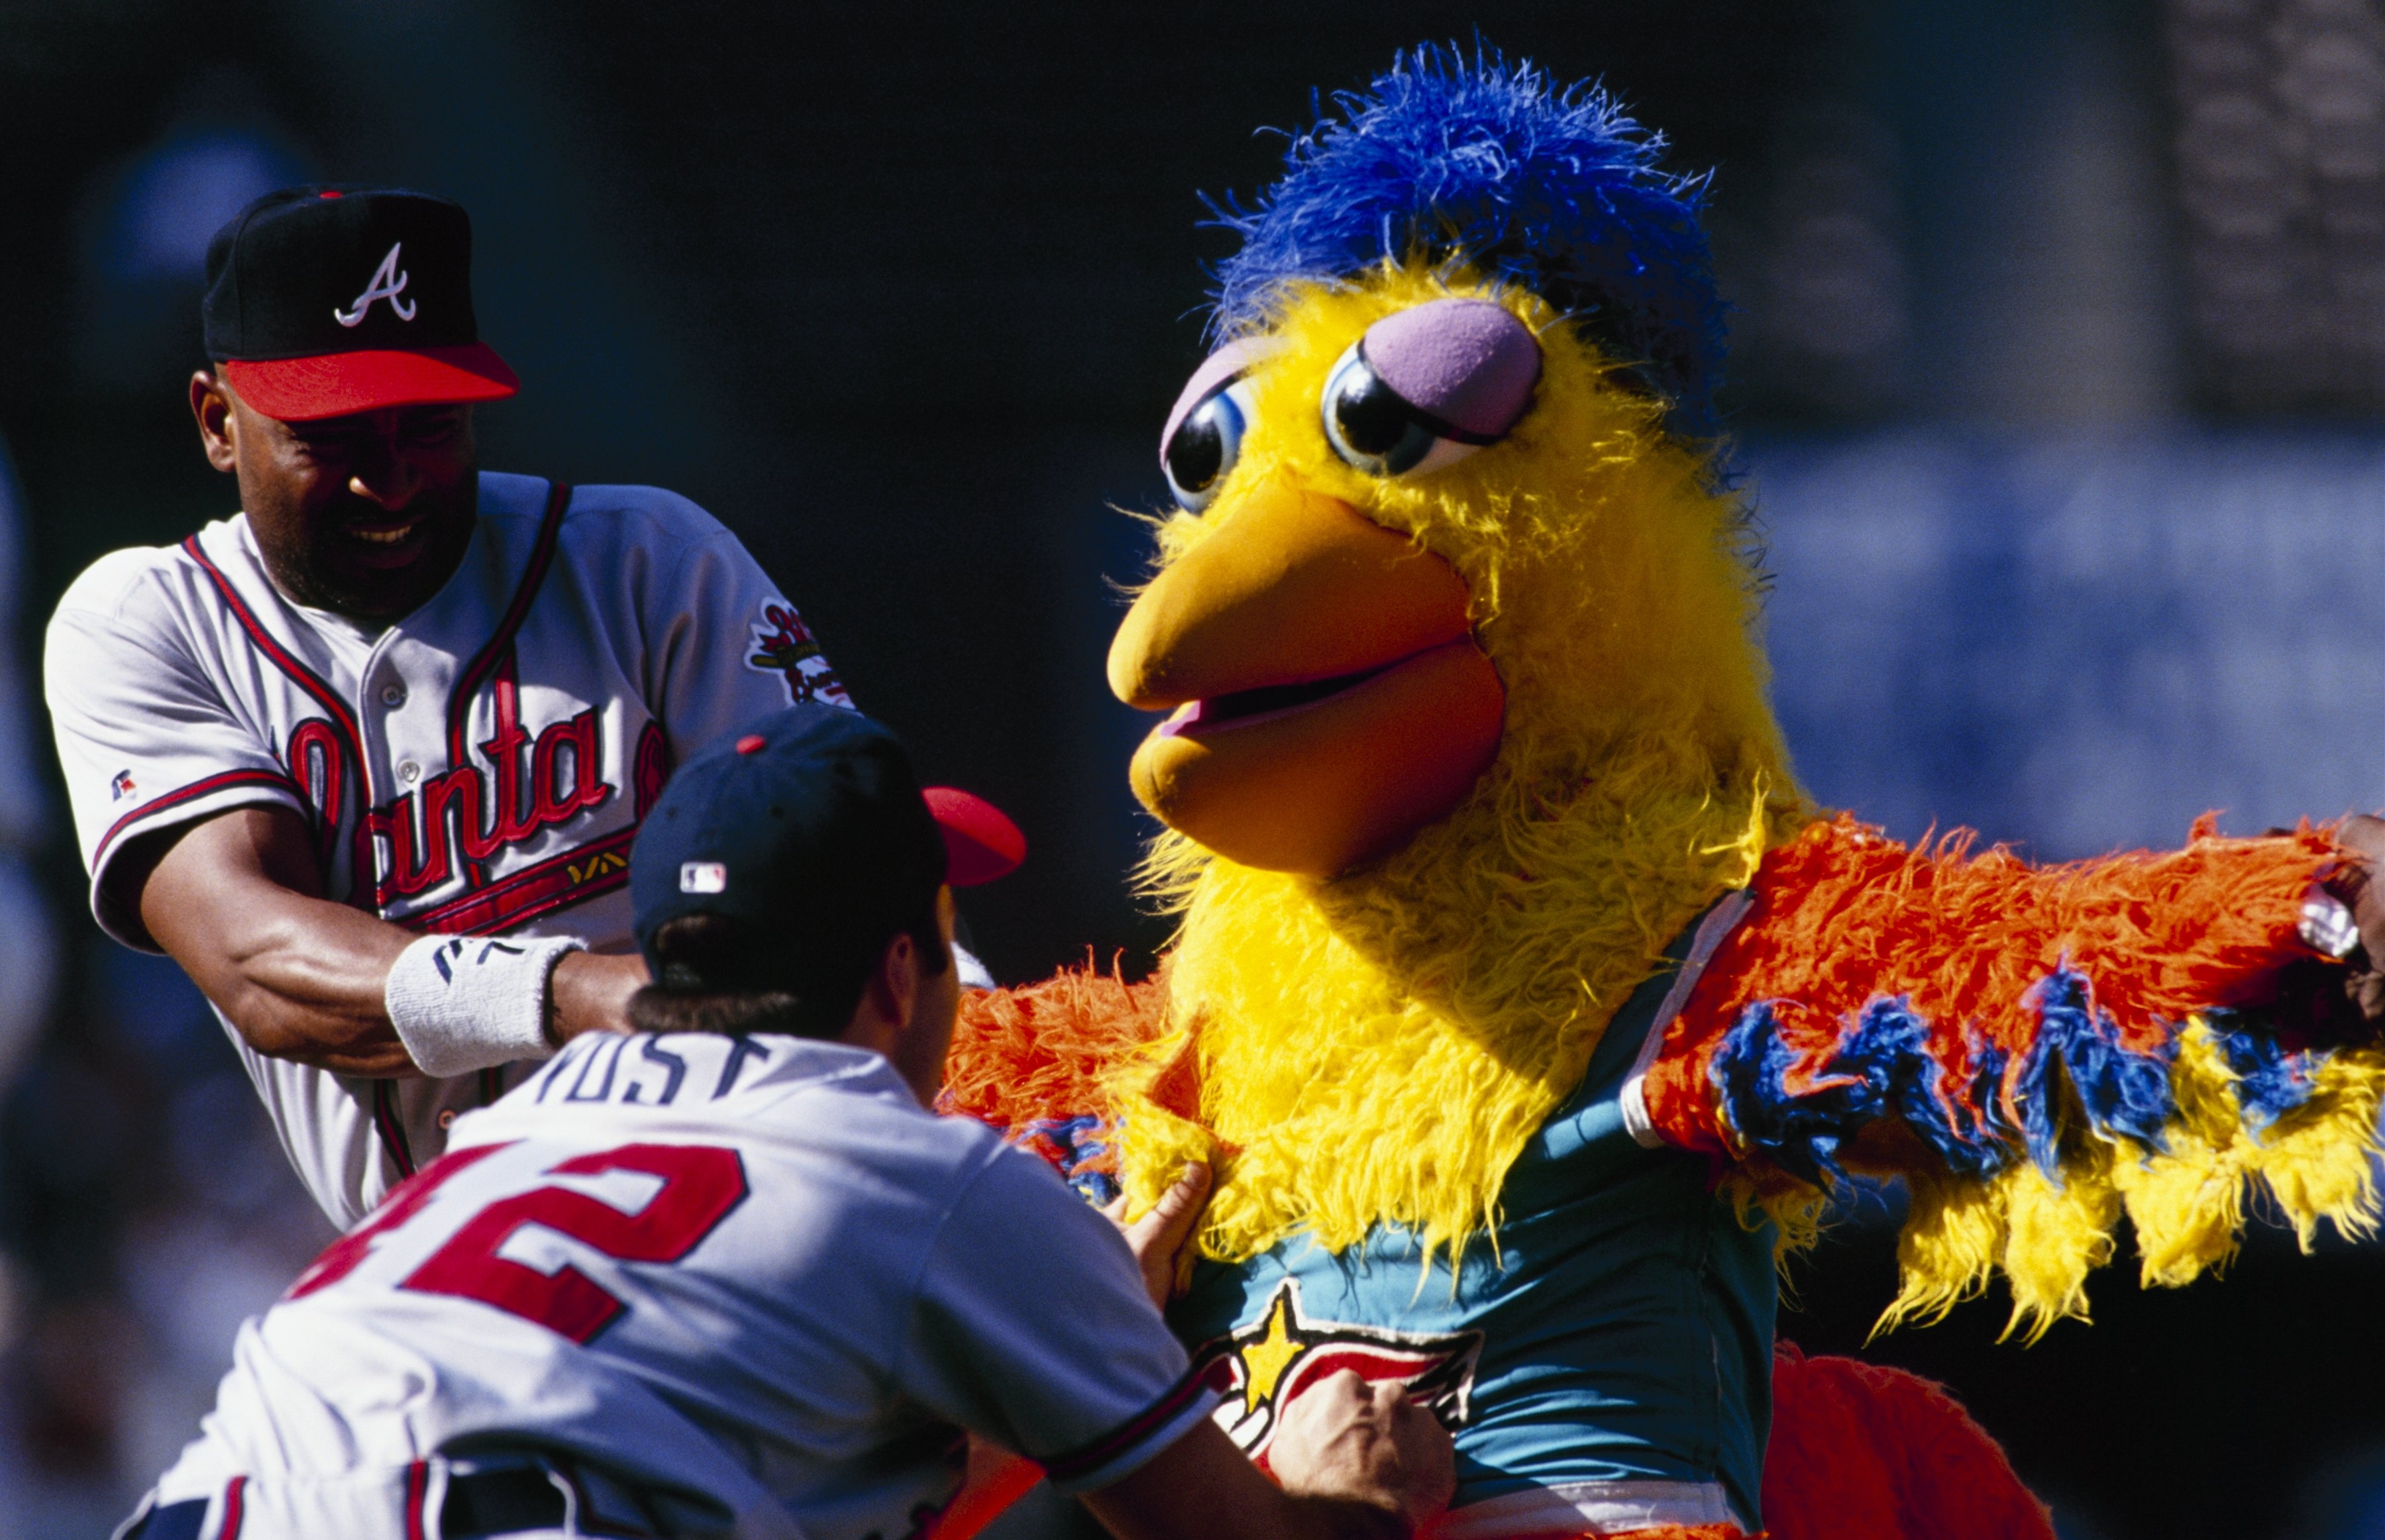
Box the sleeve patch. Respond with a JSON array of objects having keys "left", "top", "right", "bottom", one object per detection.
[{"left": 744, "top": 600, "right": 851, "bottom": 707}]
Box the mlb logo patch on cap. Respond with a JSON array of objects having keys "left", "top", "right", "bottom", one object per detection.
[{"left": 629, "top": 701, "right": 1028, "bottom": 992}]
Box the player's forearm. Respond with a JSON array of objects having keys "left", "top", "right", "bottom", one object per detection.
[
  {"left": 207, "top": 913, "right": 643, "bottom": 1072},
  {"left": 192, "top": 898, "right": 419, "bottom": 1076},
  {"left": 136, "top": 806, "right": 419, "bottom": 1075},
  {"left": 551, "top": 950, "right": 647, "bottom": 1044},
  {"left": 137, "top": 805, "right": 642, "bottom": 1077}
]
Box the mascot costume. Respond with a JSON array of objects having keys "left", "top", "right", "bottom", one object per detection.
[{"left": 939, "top": 46, "right": 2385, "bottom": 1540}]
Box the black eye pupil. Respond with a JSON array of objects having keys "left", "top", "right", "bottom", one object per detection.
[
  {"left": 1328, "top": 358, "right": 1436, "bottom": 474},
  {"left": 1166, "top": 398, "right": 1229, "bottom": 493}
]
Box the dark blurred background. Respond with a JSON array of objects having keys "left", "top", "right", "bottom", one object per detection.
[{"left": 5, "top": 1, "right": 2385, "bottom": 1535}]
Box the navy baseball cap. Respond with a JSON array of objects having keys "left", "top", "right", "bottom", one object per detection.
[
  {"left": 631, "top": 703, "right": 1024, "bottom": 993},
  {"left": 203, "top": 185, "right": 519, "bottom": 421}
]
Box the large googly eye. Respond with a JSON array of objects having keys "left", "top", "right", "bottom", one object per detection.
[
  {"left": 1320, "top": 298, "right": 1542, "bottom": 481},
  {"left": 1158, "top": 336, "right": 1284, "bottom": 512},
  {"left": 1321, "top": 344, "right": 1480, "bottom": 478},
  {"left": 1162, "top": 378, "right": 1255, "bottom": 511}
]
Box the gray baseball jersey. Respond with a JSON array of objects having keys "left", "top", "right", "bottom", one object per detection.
[
  {"left": 46, "top": 470, "right": 847, "bottom": 1227},
  {"left": 135, "top": 1035, "right": 1216, "bottom": 1540}
]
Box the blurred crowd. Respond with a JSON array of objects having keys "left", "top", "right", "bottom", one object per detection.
[{"left": 0, "top": 454, "right": 334, "bottom": 1535}]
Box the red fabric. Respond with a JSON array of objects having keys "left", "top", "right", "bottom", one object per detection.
[
  {"left": 924, "top": 786, "right": 1028, "bottom": 887},
  {"left": 924, "top": 1451, "right": 1046, "bottom": 1540},
  {"left": 1643, "top": 813, "right": 2337, "bottom": 1160},
  {"left": 1760, "top": 1342, "right": 2054, "bottom": 1540}
]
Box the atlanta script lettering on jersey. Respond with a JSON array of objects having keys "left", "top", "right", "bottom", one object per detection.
[{"left": 365, "top": 676, "right": 610, "bottom": 905}]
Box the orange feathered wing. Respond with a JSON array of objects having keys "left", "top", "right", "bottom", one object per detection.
[
  {"left": 1637, "top": 813, "right": 2381, "bottom": 1339},
  {"left": 1641, "top": 813, "right": 2342, "bottom": 1181},
  {"left": 939, "top": 955, "right": 1168, "bottom": 1204}
]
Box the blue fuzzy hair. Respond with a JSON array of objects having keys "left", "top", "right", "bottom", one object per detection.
[{"left": 1210, "top": 44, "right": 1727, "bottom": 440}]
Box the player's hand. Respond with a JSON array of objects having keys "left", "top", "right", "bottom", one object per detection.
[
  {"left": 1102, "top": 1160, "right": 1211, "bottom": 1309},
  {"left": 1267, "top": 1370, "right": 1456, "bottom": 1529}
]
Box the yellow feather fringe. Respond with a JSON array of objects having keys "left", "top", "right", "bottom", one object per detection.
[{"left": 1876, "top": 1021, "right": 2385, "bottom": 1345}]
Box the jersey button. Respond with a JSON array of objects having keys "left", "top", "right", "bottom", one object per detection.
[
  {"left": 438, "top": 1109, "right": 458, "bottom": 1130},
  {"left": 380, "top": 683, "right": 407, "bottom": 707},
  {"left": 398, "top": 760, "right": 422, "bottom": 784}
]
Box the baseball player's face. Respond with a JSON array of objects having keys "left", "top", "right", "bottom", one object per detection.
[{"left": 191, "top": 370, "right": 480, "bottom": 623}]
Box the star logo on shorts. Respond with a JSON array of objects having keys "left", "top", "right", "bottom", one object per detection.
[{"left": 1188, "top": 1279, "right": 1481, "bottom": 1459}]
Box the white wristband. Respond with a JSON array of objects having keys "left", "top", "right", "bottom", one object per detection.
[{"left": 385, "top": 933, "right": 584, "bottom": 1078}]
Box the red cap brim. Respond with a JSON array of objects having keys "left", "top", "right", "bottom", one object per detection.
[
  {"left": 923, "top": 787, "right": 1026, "bottom": 887},
  {"left": 220, "top": 342, "right": 519, "bottom": 422}
]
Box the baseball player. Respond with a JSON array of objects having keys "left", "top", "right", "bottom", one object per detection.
[
  {"left": 45, "top": 185, "right": 870, "bottom": 1229},
  {"left": 115, "top": 703, "right": 1454, "bottom": 1540}
]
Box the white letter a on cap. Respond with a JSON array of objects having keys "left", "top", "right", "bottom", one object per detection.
[{"left": 334, "top": 242, "right": 418, "bottom": 327}]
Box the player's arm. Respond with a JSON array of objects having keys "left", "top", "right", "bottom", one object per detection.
[
  {"left": 129, "top": 805, "right": 643, "bottom": 1076},
  {"left": 919, "top": 1155, "right": 1454, "bottom": 1540},
  {"left": 1085, "top": 1162, "right": 1452, "bottom": 1538},
  {"left": 1082, "top": 1380, "right": 1448, "bottom": 1540}
]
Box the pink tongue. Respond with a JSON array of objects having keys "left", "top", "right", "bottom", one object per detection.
[{"left": 1158, "top": 701, "right": 1207, "bottom": 738}]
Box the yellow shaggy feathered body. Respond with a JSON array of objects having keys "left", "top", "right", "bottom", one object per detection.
[{"left": 1113, "top": 266, "right": 1808, "bottom": 1267}]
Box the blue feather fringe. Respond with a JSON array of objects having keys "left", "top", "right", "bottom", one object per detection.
[
  {"left": 1709, "top": 968, "right": 2207, "bottom": 1187},
  {"left": 1206, "top": 42, "right": 1728, "bottom": 440},
  {"left": 2015, "top": 970, "right": 2176, "bottom": 1172},
  {"left": 1709, "top": 970, "right": 2349, "bottom": 1190},
  {"left": 1711, "top": 998, "right": 2017, "bottom": 1187},
  {"left": 2206, "top": 1014, "right": 2324, "bottom": 1135}
]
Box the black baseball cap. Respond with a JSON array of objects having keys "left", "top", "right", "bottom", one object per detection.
[
  {"left": 631, "top": 703, "right": 1024, "bottom": 993},
  {"left": 203, "top": 185, "right": 519, "bottom": 421}
]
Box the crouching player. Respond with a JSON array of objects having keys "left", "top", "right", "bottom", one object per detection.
[{"left": 117, "top": 702, "right": 1453, "bottom": 1540}]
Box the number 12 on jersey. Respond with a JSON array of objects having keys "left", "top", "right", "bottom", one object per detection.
[{"left": 290, "top": 1141, "right": 749, "bottom": 1343}]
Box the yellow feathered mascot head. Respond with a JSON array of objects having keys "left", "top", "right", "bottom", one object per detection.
[{"left": 1102, "top": 48, "right": 1810, "bottom": 1268}]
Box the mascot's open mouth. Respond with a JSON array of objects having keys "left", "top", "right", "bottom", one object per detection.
[
  {"left": 1110, "top": 484, "right": 1505, "bottom": 876},
  {"left": 1161, "top": 662, "right": 1398, "bottom": 736}
]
